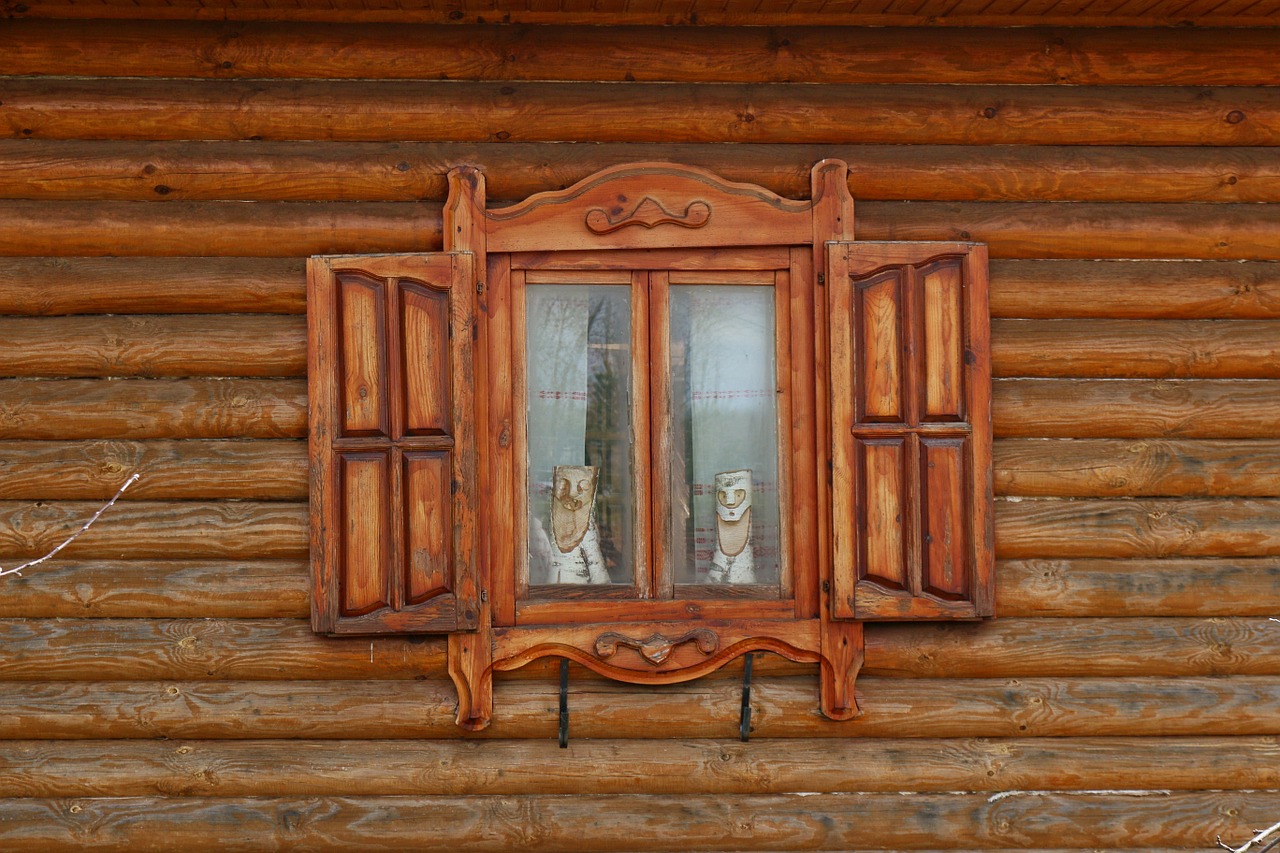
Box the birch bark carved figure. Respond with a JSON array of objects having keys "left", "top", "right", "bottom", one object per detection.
[
  {"left": 709, "top": 468, "right": 755, "bottom": 584},
  {"left": 546, "top": 465, "right": 610, "bottom": 584},
  {"left": 307, "top": 161, "right": 993, "bottom": 729}
]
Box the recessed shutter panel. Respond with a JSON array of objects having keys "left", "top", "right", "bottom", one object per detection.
[
  {"left": 309, "top": 253, "right": 478, "bottom": 635},
  {"left": 828, "top": 242, "right": 993, "bottom": 621}
]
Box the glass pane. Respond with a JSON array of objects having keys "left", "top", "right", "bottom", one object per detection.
[
  {"left": 526, "top": 285, "right": 632, "bottom": 586},
  {"left": 669, "top": 285, "right": 780, "bottom": 586}
]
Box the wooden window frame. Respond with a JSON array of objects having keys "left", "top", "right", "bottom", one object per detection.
[{"left": 308, "top": 161, "right": 993, "bottom": 732}]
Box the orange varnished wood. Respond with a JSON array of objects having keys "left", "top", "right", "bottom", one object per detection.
[
  {"left": 7, "top": 0, "right": 1280, "bottom": 26},
  {"left": 6, "top": 79, "right": 1278, "bottom": 147},
  {"left": 309, "top": 253, "right": 477, "bottom": 636},
  {"left": 6, "top": 23, "right": 1280, "bottom": 86},
  {"left": 830, "top": 241, "right": 993, "bottom": 621},
  {"left": 339, "top": 453, "right": 390, "bottom": 615},
  {"left": 400, "top": 284, "right": 451, "bottom": 435},
  {"left": 398, "top": 161, "right": 890, "bottom": 726},
  {"left": 485, "top": 162, "right": 815, "bottom": 253},
  {"left": 8, "top": 141, "right": 1280, "bottom": 205}
]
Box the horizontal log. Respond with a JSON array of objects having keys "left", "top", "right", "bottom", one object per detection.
[
  {"left": 6, "top": 22, "right": 1280, "bottom": 86},
  {"left": 1, "top": 676, "right": 1277, "bottom": 739},
  {"left": 993, "top": 379, "right": 1280, "bottom": 438},
  {"left": 8, "top": 141, "right": 1280, "bottom": 204},
  {"left": 0, "top": 501, "right": 306, "bottom": 561},
  {"left": 991, "top": 319, "right": 1280, "bottom": 378},
  {"left": 864, "top": 202, "right": 1280, "bottom": 261},
  {"left": 996, "top": 497, "right": 1280, "bottom": 559},
  {"left": 2, "top": 258, "right": 1270, "bottom": 320},
  {"left": 0, "top": 257, "right": 305, "bottom": 315},
  {"left": 2, "top": 616, "right": 1276, "bottom": 681},
  {"left": 0, "top": 560, "right": 309, "bottom": 619},
  {"left": 7, "top": 0, "right": 1280, "bottom": 27},
  {"left": 2, "top": 791, "right": 1277, "bottom": 852},
  {"left": 6, "top": 557, "right": 1274, "bottom": 620},
  {"left": 3, "top": 736, "right": 1277, "bottom": 798},
  {"left": 1, "top": 494, "right": 1267, "bottom": 565},
  {"left": 5, "top": 80, "right": 1278, "bottom": 146},
  {"left": 0, "top": 619, "right": 440, "bottom": 682},
  {"left": 989, "top": 260, "right": 1280, "bottom": 319},
  {"left": 866, "top": 617, "right": 1280, "bottom": 678},
  {"left": 25, "top": 437, "right": 1275, "bottom": 503},
  {"left": 0, "top": 315, "right": 305, "bottom": 378},
  {"left": 0, "top": 379, "right": 307, "bottom": 439},
  {"left": 0, "top": 202, "right": 433, "bottom": 257},
  {"left": 3, "top": 200, "right": 1277, "bottom": 260},
  {"left": 998, "top": 558, "right": 1280, "bottom": 618},
  {"left": 0, "top": 440, "right": 307, "bottom": 500},
  {"left": 995, "top": 439, "right": 1280, "bottom": 497}
]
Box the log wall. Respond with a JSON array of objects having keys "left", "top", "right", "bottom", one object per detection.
[{"left": 1, "top": 18, "right": 1279, "bottom": 851}]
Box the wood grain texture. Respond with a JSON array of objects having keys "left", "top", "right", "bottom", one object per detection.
[
  {"left": 0, "top": 791, "right": 1277, "bottom": 851},
  {"left": 998, "top": 558, "right": 1280, "bottom": 618},
  {"left": 993, "top": 379, "right": 1280, "bottom": 438},
  {"left": 0, "top": 561, "right": 308, "bottom": 619},
  {"left": 996, "top": 497, "right": 1280, "bottom": 559},
  {"left": 1, "top": 676, "right": 1278, "bottom": 739},
  {"left": 0, "top": 501, "right": 306, "bottom": 561},
  {"left": 2, "top": 201, "right": 1276, "bottom": 260},
  {"left": 0, "top": 440, "right": 307, "bottom": 500},
  {"left": 991, "top": 319, "right": 1280, "bottom": 378},
  {"left": 2, "top": 616, "right": 1277, "bottom": 681},
  {"left": 4, "top": 80, "right": 1277, "bottom": 146},
  {"left": 989, "top": 260, "right": 1280, "bottom": 319},
  {"left": 0, "top": 257, "right": 305, "bottom": 315},
  {"left": 6, "top": 141, "right": 1280, "bottom": 203},
  {"left": 865, "top": 617, "right": 1280, "bottom": 678},
  {"left": 6, "top": 0, "right": 1280, "bottom": 26},
  {"left": 2, "top": 737, "right": 1277, "bottom": 798},
  {"left": 6, "top": 22, "right": 1280, "bottom": 85},
  {"left": 995, "top": 439, "right": 1280, "bottom": 497},
  {"left": 0, "top": 619, "right": 443, "bottom": 681},
  {"left": 0, "top": 202, "right": 434, "bottom": 257},
  {"left": 0, "top": 315, "right": 305, "bottom": 378},
  {"left": 3, "top": 557, "right": 1270, "bottom": 620},
  {"left": 0, "top": 379, "right": 306, "bottom": 439},
  {"left": 858, "top": 202, "right": 1280, "bottom": 260}
]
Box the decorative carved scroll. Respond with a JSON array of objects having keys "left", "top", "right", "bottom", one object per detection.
[
  {"left": 585, "top": 198, "right": 711, "bottom": 234},
  {"left": 594, "top": 628, "right": 719, "bottom": 665}
]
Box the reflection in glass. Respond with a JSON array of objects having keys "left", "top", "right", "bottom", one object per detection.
[
  {"left": 526, "top": 285, "right": 631, "bottom": 584},
  {"left": 669, "top": 285, "right": 780, "bottom": 586}
]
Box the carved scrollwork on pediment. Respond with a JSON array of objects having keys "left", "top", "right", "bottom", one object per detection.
[
  {"left": 585, "top": 197, "right": 712, "bottom": 234},
  {"left": 594, "top": 628, "right": 719, "bottom": 665}
]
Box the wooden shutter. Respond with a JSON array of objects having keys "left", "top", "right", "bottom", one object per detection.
[
  {"left": 828, "top": 242, "right": 993, "bottom": 620},
  {"left": 309, "top": 253, "right": 479, "bottom": 635}
]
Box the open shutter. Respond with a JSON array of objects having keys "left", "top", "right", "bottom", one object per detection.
[
  {"left": 309, "top": 253, "right": 479, "bottom": 634},
  {"left": 828, "top": 242, "right": 993, "bottom": 620}
]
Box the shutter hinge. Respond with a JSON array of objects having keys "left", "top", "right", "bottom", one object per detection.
[
  {"left": 476, "top": 280, "right": 485, "bottom": 295},
  {"left": 817, "top": 273, "right": 825, "bottom": 285}
]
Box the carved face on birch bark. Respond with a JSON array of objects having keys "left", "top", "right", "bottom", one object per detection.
[
  {"left": 714, "top": 469, "right": 752, "bottom": 522},
  {"left": 714, "top": 469, "right": 753, "bottom": 559},
  {"left": 551, "top": 465, "right": 598, "bottom": 553}
]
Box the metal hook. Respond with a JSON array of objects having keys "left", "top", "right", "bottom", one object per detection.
[
  {"left": 558, "top": 658, "right": 569, "bottom": 749},
  {"left": 739, "top": 653, "right": 754, "bottom": 742}
]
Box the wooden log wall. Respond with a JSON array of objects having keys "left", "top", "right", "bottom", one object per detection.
[{"left": 1, "top": 17, "right": 1279, "bottom": 851}]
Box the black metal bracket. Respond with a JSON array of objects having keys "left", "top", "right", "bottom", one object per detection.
[
  {"left": 739, "top": 653, "right": 754, "bottom": 742},
  {"left": 558, "top": 658, "right": 569, "bottom": 749}
]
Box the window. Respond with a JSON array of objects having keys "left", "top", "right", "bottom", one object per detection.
[{"left": 308, "top": 162, "right": 993, "bottom": 730}]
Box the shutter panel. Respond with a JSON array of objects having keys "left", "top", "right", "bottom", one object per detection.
[
  {"left": 828, "top": 242, "right": 993, "bottom": 621},
  {"left": 309, "top": 253, "right": 479, "bottom": 635}
]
